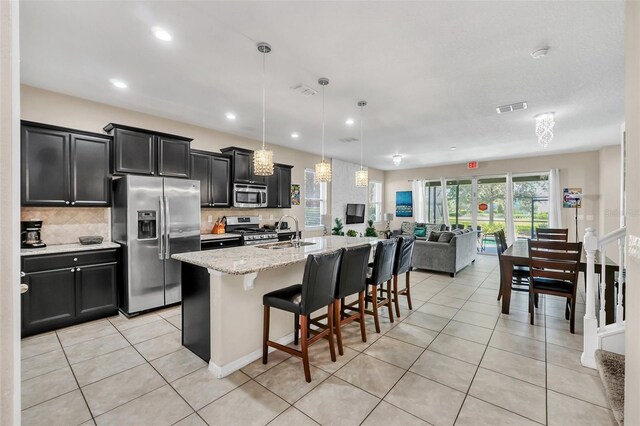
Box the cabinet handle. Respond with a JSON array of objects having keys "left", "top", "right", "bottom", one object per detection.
[
  {"left": 20, "top": 284, "right": 29, "bottom": 294},
  {"left": 70, "top": 268, "right": 75, "bottom": 272},
  {"left": 73, "top": 258, "right": 78, "bottom": 262},
  {"left": 65, "top": 201, "right": 70, "bottom": 205},
  {"left": 20, "top": 271, "right": 26, "bottom": 278},
  {"left": 76, "top": 267, "right": 81, "bottom": 272},
  {"left": 151, "top": 172, "right": 155, "bottom": 175},
  {"left": 71, "top": 202, "right": 76, "bottom": 205}
]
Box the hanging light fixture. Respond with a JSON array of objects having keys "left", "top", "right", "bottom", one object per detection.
[
  {"left": 315, "top": 78, "right": 332, "bottom": 182},
  {"left": 392, "top": 154, "right": 403, "bottom": 166},
  {"left": 253, "top": 42, "right": 274, "bottom": 176},
  {"left": 355, "top": 100, "right": 368, "bottom": 187},
  {"left": 535, "top": 112, "right": 555, "bottom": 148}
]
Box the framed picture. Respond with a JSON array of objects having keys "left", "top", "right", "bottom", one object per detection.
[
  {"left": 290, "top": 184, "right": 300, "bottom": 206},
  {"left": 563, "top": 187, "right": 582, "bottom": 208},
  {"left": 396, "top": 191, "right": 413, "bottom": 217}
]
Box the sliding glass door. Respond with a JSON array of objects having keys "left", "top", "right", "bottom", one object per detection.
[
  {"left": 446, "top": 179, "right": 473, "bottom": 229},
  {"left": 425, "top": 180, "right": 444, "bottom": 223},
  {"left": 513, "top": 174, "right": 549, "bottom": 239}
]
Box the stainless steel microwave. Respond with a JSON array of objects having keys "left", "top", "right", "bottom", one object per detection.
[{"left": 233, "top": 183, "right": 267, "bottom": 208}]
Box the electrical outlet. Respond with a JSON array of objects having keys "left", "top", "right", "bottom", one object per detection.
[
  {"left": 207, "top": 215, "right": 213, "bottom": 223},
  {"left": 577, "top": 214, "right": 584, "bottom": 220}
]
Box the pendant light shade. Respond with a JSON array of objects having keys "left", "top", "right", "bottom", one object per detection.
[
  {"left": 253, "top": 42, "right": 274, "bottom": 176},
  {"left": 314, "top": 78, "right": 332, "bottom": 183},
  {"left": 355, "top": 100, "right": 368, "bottom": 187}
]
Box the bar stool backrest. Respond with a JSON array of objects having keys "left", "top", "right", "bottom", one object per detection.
[
  {"left": 300, "top": 249, "right": 343, "bottom": 315},
  {"left": 370, "top": 239, "right": 397, "bottom": 285},
  {"left": 335, "top": 244, "right": 372, "bottom": 299},
  {"left": 393, "top": 236, "right": 416, "bottom": 276},
  {"left": 536, "top": 228, "right": 569, "bottom": 242}
]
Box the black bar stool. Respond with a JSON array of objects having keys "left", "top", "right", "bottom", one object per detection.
[
  {"left": 392, "top": 236, "right": 416, "bottom": 318},
  {"left": 262, "top": 249, "right": 342, "bottom": 383},
  {"left": 365, "top": 239, "right": 397, "bottom": 333}
]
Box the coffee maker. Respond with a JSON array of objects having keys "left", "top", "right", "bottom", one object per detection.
[{"left": 21, "top": 220, "right": 46, "bottom": 249}]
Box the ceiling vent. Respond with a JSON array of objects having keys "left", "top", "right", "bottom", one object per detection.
[
  {"left": 339, "top": 137, "right": 358, "bottom": 143},
  {"left": 496, "top": 101, "right": 528, "bottom": 114},
  {"left": 291, "top": 84, "right": 317, "bottom": 96}
]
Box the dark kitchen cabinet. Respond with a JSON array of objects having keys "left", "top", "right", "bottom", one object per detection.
[
  {"left": 21, "top": 121, "right": 111, "bottom": 207},
  {"left": 220, "top": 147, "right": 266, "bottom": 185},
  {"left": 190, "top": 150, "right": 231, "bottom": 207},
  {"left": 266, "top": 164, "right": 293, "bottom": 208},
  {"left": 21, "top": 248, "right": 119, "bottom": 337},
  {"left": 105, "top": 123, "right": 192, "bottom": 178},
  {"left": 201, "top": 237, "right": 241, "bottom": 251}
]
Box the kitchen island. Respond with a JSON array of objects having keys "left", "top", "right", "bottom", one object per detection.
[{"left": 173, "top": 235, "right": 378, "bottom": 378}]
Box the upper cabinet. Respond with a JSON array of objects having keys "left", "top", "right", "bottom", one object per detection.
[
  {"left": 104, "top": 123, "right": 192, "bottom": 178},
  {"left": 21, "top": 121, "right": 111, "bottom": 207},
  {"left": 220, "top": 147, "right": 266, "bottom": 185},
  {"left": 266, "top": 164, "right": 293, "bottom": 208},
  {"left": 190, "top": 150, "right": 231, "bottom": 207}
]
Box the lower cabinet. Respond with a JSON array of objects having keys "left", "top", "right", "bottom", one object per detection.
[
  {"left": 201, "top": 238, "right": 241, "bottom": 251},
  {"left": 21, "top": 249, "right": 119, "bottom": 337}
]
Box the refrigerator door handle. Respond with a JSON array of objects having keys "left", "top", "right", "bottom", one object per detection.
[
  {"left": 158, "top": 197, "right": 165, "bottom": 260},
  {"left": 164, "top": 196, "right": 171, "bottom": 259}
]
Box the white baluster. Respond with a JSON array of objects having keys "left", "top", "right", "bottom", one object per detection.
[
  {"left": 617, "top": 236, "right": 625, "bottom": 326},
  {"left": 599, "top": 249, "right": 606, "bottom": 326},
  {"left": 581, "top": 227, "right": 598, "bottom": 368}
]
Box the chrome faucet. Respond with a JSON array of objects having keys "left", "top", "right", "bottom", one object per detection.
[{"left": 276, "top": 215, "right": 300, "bottom": 248}]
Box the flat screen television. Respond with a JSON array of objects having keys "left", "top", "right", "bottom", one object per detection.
[{"left": 345, "top": 203, "right": 366, "bottom": 224}]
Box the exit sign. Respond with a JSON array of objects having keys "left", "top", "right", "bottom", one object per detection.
[{"left": 467, "top": 161, "right": 479, "bottom": 169}]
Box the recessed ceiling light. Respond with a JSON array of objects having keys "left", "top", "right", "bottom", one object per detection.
[
  {"left": 152, "top": 27, "right": 172, "bottom": 41},
  {"left": 450, "top": 146, "right": 457, "bottom": 150},
  {"left": 392, "top": 154, "right": 402, "bottom": 166},
  {"left": 225, "top": 112, "right": 236, "bottom": 120},
  {"left": 291, "top": 132, "right": 299, "bottom": 139},
  {"left": 345, "top": 118, "right": 354, "bottom": 125},
  {"left": 109, "top": 79, "right": 127, "bottom": 89},
  {"left": 530, "top": 47, "right": 549, "bottom": 59}
]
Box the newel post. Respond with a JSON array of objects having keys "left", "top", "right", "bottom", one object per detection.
[{"left": 581, "top": 227, "right": 598, "bottom": 368}]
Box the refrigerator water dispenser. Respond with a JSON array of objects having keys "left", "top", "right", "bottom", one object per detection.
[{"left": 137, "top": 211, "right": 157, "bottom": 240}]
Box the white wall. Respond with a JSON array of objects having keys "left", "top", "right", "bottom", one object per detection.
[
  {"left": 598, "top": 144, "right": 623, "bottom": 262},
  {"left": 331, "top": 159, "right": 369, "bottom": 235}
]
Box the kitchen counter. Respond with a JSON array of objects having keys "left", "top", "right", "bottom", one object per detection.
[
  {"left": 175, "top": 236, "right": 377, "bottom": 275},
  {"left": 200, "top": 233, "right": 241, "bottom": 241},
  {"left": 21, "top": 241, "right": 120, "bottom": 256}
]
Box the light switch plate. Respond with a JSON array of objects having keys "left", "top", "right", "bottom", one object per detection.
[
  {"left": 577, "top": 214, "right": 584, "bottom": 220},
  {"left": 207, "top": 215, "right": 213, "bottom": 223}
]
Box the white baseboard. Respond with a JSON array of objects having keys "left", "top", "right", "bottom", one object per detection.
[{"left": 208, "top": 332, "right": 295, "bottom": 379}]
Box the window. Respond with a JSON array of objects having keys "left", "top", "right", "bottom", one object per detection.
[
  {"left": 304, "top": 168, "right": 327, "bottom": 227},
  {"left": 446, "top": 179, "right": 473, "bottom": 228},
  {"left": 425, "top": 180, "right": 444, "bottom": 223},
  {"left": 513, "top": 174, "right": 549, "bottom": 239},
  {"left": 368, "top": 181, "right": 383, "bottom": 223}
]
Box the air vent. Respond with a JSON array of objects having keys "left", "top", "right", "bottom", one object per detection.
[
  {"left": 339, "top": 137, "right": 358, "bottom": 143},
  {"left": 496, "top": 101, "right": 528, "bottom": 114},
  {"left": 291, "top": 84, "right": 317, "bottom": 97}
]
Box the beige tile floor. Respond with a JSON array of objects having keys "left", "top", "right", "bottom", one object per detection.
[{"left": 20, "top": 255, "right": 617, "bottom": 426}]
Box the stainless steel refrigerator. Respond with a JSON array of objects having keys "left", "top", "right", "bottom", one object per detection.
[{"left": 112, "top": 175, "right": 200, "bottom": 315}]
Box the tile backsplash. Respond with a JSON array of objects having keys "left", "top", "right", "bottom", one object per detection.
[{"left": 21, "top": 207, "right": 111, "bottom": 245}]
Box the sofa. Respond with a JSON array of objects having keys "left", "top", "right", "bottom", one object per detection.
[
  {"left": 392, "top": 222, "right": 446, "bottom": 240},
  {"left": 411, "top": 228, "right": 478, "bottom": 276}
]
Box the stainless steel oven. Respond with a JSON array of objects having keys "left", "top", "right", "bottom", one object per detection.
[{"left": 233, "top": 184, "right": 267, "bottom": 208}]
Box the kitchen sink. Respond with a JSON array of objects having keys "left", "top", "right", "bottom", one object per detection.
[{"left": 256, "top": 241, "right": 316, "bottom": 250}]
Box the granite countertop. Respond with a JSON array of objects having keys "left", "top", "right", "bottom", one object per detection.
[
  {"left": 200, "top": 233, "right": 241, "bottom": 241},
  {"left": 173, "top": 235, "right": 378, "bottom": 275},
  {"left": 21, "top": 241, "right": 121, "bottom": 256}
]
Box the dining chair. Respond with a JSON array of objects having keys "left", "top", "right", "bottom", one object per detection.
[
  {"left": 536, "top": 228, "right": 569, "bottom": 242},
  {"left": 495, "top": 230, "right": 529, "bottom": 301},
  {"left": 528, "top": 240, "right": 582, "bottom": 333}
]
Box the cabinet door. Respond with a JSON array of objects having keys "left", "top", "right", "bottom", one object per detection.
[
  {"left": 22, "top": 268, "right": 76, "bottom": 336},
  {"left": 21, "top": 125, "right": 70, "bottom": 206},
  {"left": 278, "top": 166, "right": 292, "bottom": 208},
  {"left": 113, "top": 128, "right": 155, "bottom": 175},
  {"left": 265, "top": 171, "right": 279, "bottom": 208},
  {"left": 71, "top": 134, "right": 111, "bottom": 206},
  {"left": 190, "top": 153, "right": 212, "bottom": 206},
  {"left": 211, "top": 155, "right": 231, "bottom": 206},
  {"left": 76, "top": 263, "right": 118, "bottom": 318},
  {"left": 157, "top": 136, "right": 190, "bottom": 178},
  {"left": 233, "top": 151, "right": 252, "bottom": 183}
]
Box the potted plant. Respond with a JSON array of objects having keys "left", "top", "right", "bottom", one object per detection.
[
  {"left": 332, "top": 218, "right": 344, "bottom": 236},
  {"left": 365, "top": 219, "right": 377, "bottom": 237},
  {"left": 346, "top": 229, "right": 358, "bottom": 237}
]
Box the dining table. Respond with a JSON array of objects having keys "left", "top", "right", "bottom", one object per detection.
[{"left": 499, "top": 239, "right": 619, "bottom": 324}]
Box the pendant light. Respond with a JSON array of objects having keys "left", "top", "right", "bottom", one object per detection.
[
  {"left": 355, "top": 100, "right": 368, "bottom": 187},
  {"left": 253, "top": 42, "right": 274, "bottom": 176},
  {"left": 315, "top": 78, "right": 332, "bottom": 183}
]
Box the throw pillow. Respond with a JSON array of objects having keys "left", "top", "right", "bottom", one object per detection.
[
  {"left": 414, "top": 227, "right": 426, "bottom": 238},
  {"left": 428, "top": 231, "right": 442, "bottom": 242},
  {"left": 438, "top": 231, "right": 456, "bottom": 243},
  {"left": 401, "top": 221, "right": 416, "bottom": 235},
  {"left": 425, "top": 224, "right": 441, "bottom": 235}
]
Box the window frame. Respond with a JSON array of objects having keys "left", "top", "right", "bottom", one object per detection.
[{"left": 304, "top": 168, "right": 327, "bottom": 229}]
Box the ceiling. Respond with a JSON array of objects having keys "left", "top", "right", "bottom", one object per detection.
[{"left": 20, "top": 1, "right": 625, "bottom": 170}]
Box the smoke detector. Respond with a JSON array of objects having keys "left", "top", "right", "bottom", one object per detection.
[
  {"left": 291, "top": 84, "right": 317, "bottom": 96},
  {"left": 496, "top": 102, "right": 528, "bottom": 114}
]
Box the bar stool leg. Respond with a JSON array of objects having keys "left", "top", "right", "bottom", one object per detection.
[
  {"left": 327, "top": 304, "right": 337, "bottom": 362},
  {"left": 371, "top": 285, "right": 381, "bottom": 333},
  {"left": 393, "top": 275, "right": 401, "bottom": 318},
  {"left": 387, "top": 280, "right": 395, "bottom": 323},
  {"left": 405, "top": 271, "right": 413, "bottom": 310},
  {"left": 334, "top": 299, "right": 344, "bottom": 356},
  {"left": 300, "top": 315, "right": 311, "bottom": 383},
  {"left": 358, "top": 291, "right": 367, "bottom": 342},
  {"left": 262, "top": 305, "right": 270, "bottom": 364},
  {"left": 294, "top": 314, "right": 299, "bottom": 346}
]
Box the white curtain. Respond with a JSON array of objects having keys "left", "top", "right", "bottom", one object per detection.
[
  {"left": 505, "top": 173, "right": 516, "bottom": 245},
  {"left": 412, "top": 179, "right": 426, "bottom": 223},
  {"left": 440, "top": 177, "right": 450, "bottom": 228},
  {"left": 548, "top": 168, "right": 563, "bottom": 228}
]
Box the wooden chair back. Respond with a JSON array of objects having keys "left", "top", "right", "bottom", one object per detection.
[
  {"left": 536, "top": 228, "right": 569, "bottom": 242},
  {"left": 528, "top": 240, "right": 582, "bottom": 292}
]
